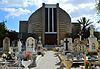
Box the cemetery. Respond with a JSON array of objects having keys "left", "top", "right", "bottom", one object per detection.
[
  {"left": 0, "top": 3, "right": 100, "bottom": 69},
  {"left": 0, "top": 24, "right": 100, "bottom": 69}
]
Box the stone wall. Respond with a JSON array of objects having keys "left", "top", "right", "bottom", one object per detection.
[
  {"left": 28, "top": 7, "right": 43, "bottom": 37},
  {"left": 58, "top": 8, "right": 72, "bottom": 40}
]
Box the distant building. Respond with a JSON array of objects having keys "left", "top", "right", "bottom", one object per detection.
[
  {"left": 19, "top": 3, "right": 80, "bottom": 47},
  {"left": 19, "top": 21, "right": 28, "bottom": 33}
]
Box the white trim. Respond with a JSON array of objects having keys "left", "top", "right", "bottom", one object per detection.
[
  {"left": 45, "top": 4, "right": 56, "bottom": 8},
  {"left": 45, "top": 32, "right": 57, "bottom": 34},
  {"left": 52, "top": 8, "right": 54, "bottom": 32},
  {"left": 48, "top": 8, "right": 50, "bottom": 32}
]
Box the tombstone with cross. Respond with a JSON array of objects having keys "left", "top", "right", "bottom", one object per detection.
[
  {"left": 63, "top": 38, "right": 69, "bottom": 55},
  {"left": 64, "top": 38, "right": 69, "bottom": 51}
]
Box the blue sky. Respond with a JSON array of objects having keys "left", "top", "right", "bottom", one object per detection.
[{"left": 0, "top": 0, "right": 100, "bottom": 32}]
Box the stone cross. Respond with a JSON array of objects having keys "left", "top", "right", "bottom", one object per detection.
[{"left": 64, "top": 38, "right": 69, "bottom": 50}]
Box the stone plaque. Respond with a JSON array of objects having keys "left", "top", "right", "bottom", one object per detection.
[
  {"left": 88, "top": 25, "right": 99, "bottom": 52},
  {"left": 26, "top": 37, "right": 36, "bottom": 52},
  {"left": 3, "top": 37, "right": 10, "bottom": 52}
]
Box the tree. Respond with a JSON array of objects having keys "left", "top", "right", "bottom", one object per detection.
[
  {"left": 96, "top": 0, "right": 100, "bottom": 14},
  {"left": 0, "top": 21, "right": 19, "bottom": 47},
  {"left": 0, "top": 21, "right": 9, "bottom": 47},
  {"left": 77, "top": 17, "right": 93, "bottom": 39},
  {"left": 0, "top": 21, "right": 9, "bottom": 39}
]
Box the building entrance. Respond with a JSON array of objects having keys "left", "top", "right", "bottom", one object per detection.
[{"left": 45, "top": 34, "right": 57, "bottom": 45}]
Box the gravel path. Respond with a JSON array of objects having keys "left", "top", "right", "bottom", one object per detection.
[{"left": 32, "top": 51, "right": 60, "bottom": 69}]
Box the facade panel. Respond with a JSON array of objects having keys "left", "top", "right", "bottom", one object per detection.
[{"left": 20, "top": 3, "right": 74, "bottom": 46}]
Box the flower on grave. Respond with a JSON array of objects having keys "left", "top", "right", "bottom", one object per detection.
[
  {"left": 23, "top": 51, "right": 32, "bottom": 61},
  {"left": 6, "top": 52, "right": 13, "bottom": 60},
  {"left": 85, "top": 60, "right": 89, "bottom": 65},
  {"left": 2, "top": 53, "right": 7, "bottom": 60}
]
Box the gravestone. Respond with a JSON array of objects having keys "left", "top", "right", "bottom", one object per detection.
[
  {"left": 37, "top": 36, "right": 44, "bottom": 55},
  {"left": 88, "top": 25, "right": 99, "bottom": 52},
  {"left": 73, "top": 38, "right": 80, "bottom": 53},
  {"left": 3, "top": 37, "right": 10, "bottom": 53},
  {"left": 26, "top": 37, "right": 36, "bottom": 53},
  {"left": 59, "top": 40, "right": 64, "bottom": 52},
  {"left": 18, "top": 39, "right": 22, "bottom": 52},
  {"left": 11, "top": 40, "right": 18, "bottom": 54},
  {"left": 38, "top": 36, "right": 42, "bottom": 44},
  {"left": 60, "top": 40, "right": 64, "bottom": 47},
  {"left": 63, "top": 38, "right": 69, "bottom": 55},
  {"left": 63, "top": 38, "right": 69, "bottom": 51},
  {"left": 67, "top": 38, "right": 73, "bottom": 51}
]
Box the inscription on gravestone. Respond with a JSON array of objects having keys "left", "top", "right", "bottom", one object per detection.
[
  {"left": 26, "top": 37, "right": 36, "bottom": 53},
  {"left": 3, "top": 37, "right": 10, "bottom": 53}
]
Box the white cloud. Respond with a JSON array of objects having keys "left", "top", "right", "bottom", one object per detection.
[
  {"left": 93, "top": 23, "right": 100, "bottom": 31},
  {"left": 59, "top": 3, "right": 79, "bottom": 14},
  {"left": 0, "top": 0, "right": 35, "bottom": 7},
  {"left": 0, "top": 0, "right": 99, "bottom": 31},
  {"left": 78, "top": 2, "right": 95, "bottom": 9},
  {"left": 0, "top": 8, "right": 31, "bottom": 18}
]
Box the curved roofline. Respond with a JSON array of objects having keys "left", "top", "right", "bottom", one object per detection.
[
  {"left": 59, "top": 7, "right": 71, "bottom": 23},
  {"left": 28, "top": 7, "right": 42, "bottom": 23}
]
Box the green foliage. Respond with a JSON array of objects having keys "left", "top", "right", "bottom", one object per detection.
[
  {"left": 0, "top": 21, "right": 9, "bottom": 47},
  {"left": 0, "top": 21, "right": 18, "bottom": 47},
  {"left": 96, "top": 0, "right": 100, "bottom": 23},
  {"left": 77, "top": 17, "right": 92, "bottom": 39},
  {"left": 0, "top": 21, "right": 9, "bottom": 39},
  {"left": 77, "top": 17, "right": 92, "bottom": 30},
  {"left": 94, "top": 31, "right": 100, "bottom": 40},
  {"left": 96, "top": 0, "right": 100, "bottom": 14}
]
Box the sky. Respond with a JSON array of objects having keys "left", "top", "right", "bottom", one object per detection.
[{"left": 0, "top": 0, "right": 100, "bottom": 32}]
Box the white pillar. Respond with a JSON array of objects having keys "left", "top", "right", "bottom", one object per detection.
[
  {"left": 52, "top": 8, "right": 54, "bottom": 32},
  {"left": 48, "top": 8, "right": 50, "bottom": 32}
]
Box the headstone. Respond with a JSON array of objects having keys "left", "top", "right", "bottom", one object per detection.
[
  {"left": 37, "top": 36, "right": 43, "bottom": 54},
  {"left": 11, "top": 40, "right": 18, "bottom": 55},
  {"left": 3, "top": 37, "right": 10, "bottom": 53},
  {"left": 26, "top": 37, "right": 36, "bottom": 53},
  {"left": 88, "top": 25, "right": 99, "bottom": 52},
  {"left": 73, "top": 38, "right": 80, "bottom": 53},
  {"left": 38, "top": 36, "right": 42, "bottom": 44},
  {"left": 9, "top": 47, "right": 13, "bottom": 53},
  {"left": 67, "top": 38, "right": 73, "bottom": 51},
  {"left": 63, "top": 38, "right": 69, "bottom": 55},
  {"left": 63, "top": 38, "right": 69, "bottom": 51},
  {"left": 18, "top": 39, "right": 22, "bottom": 52},
  {"left": 59, "top": 40, "right": 64, "bottom": 53},
  {"left": 60, "top": 40, "right": 64, "bottom": 46}
]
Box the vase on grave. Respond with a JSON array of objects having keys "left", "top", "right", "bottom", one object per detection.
[{"left": 22, "top": 60, "right": 32, "bottom": 69}]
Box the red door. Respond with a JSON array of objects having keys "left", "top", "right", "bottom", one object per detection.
[{"left": 45, "top": 34, "right": 57, "bottom": 45}]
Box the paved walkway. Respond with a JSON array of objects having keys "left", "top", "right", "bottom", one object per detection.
[{"left": 32, "top": 51, "right": 60, "bottom": 69}]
